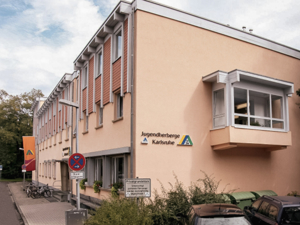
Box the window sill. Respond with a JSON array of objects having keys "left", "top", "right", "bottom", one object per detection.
[
  {"left": 59, "top": 141, "right": 62, "bottom": 144},
  {"left": 82, "top": 131, "right": 89, "bottom": 135},
  {"left": 95, "top": 124, "right": 103, "bottom": 130},
  {"left": 82, "top": 87, "right": 87, "bottom": 91},
  {"left": 65, "top": 138, "right": 69, "bottom": 142},
  {"left": 42, "top": 176, "right": 44, "bottom": 177},
  {"left": 53, "top": 178, "right": 56, "bottom": 180},
  {"left": 53, "top": 144, "right": 56, "bottom": 146},
  {"left": 113, "top": 56, "right": 121, "bottom": 64},
  {"left": 45, "top": 147, "right": 48, "bottom": 149},
  {"left": 49, "top": 145, "right": 52, "bottom": 148},
  {"left": 112, "top": 117, "right": 123, "bottom": 123},
  {"left": 95, "top": 73, "right": 102, "bottom": 79}
]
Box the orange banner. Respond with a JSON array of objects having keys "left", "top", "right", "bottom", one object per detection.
[{"left": 22, "top": 136, "right": 36, "bottom": 171}]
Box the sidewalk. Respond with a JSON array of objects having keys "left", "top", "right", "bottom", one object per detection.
[{"left": 8, "top": 182, "right": 74, "bottom": 225}]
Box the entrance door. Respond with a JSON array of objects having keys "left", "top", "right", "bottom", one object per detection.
[{"left": 60, "top": 162, "right": 70, "bottom": 191}]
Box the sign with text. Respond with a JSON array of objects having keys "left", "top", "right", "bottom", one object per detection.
[
  {"left": 70, "top": 172, "right": 85, "bottom": 180},
  {"left": 125, "top": 178, "right": 151, "bottom": 198}
]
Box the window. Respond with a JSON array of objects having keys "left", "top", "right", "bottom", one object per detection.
[
  {"left": 83, "top": 112, "right": 88, "bottom": 132},
  {"left": 115, "top": 29, "right": 122, "bottom": 59},
  {"left": 234, "top": 88, "right": 284, "bottom": 129},
  {"left": 112, "top": 157, "right": 124, "bottom": 187},
  {"left": 96, "top": 103, "right": 103, "bottom": 126},
  {"left": 83, "top": 66, "right": 88, "bottom": 88},
  {"left": 213, "top": 89, "right": 225, "bottom": 127},
  {"left": 94, "top": 158, "right": 103, "bottom": 183},
  {"left": 97, "top": 51, "right": 103, "bottom": 76},
  {"left": 52, "top": 161, "right": 56, "bottom": 179},
  {"left": 116, "top": 93, "right": 123, "bottom": 119},
  {"left": 268, "top": 205, "right": 278, "bottom": 220},
  {"left": 258, "top": 201, "right": 270, "bottom": 216},
  {"left": 252, "top": 200, "right": 262, "bottom": 210},
  {"left": 203, "top": 70, "right": 293, "bottom": 132},
  {"left": 48, "top": 162, "right": 51, "bottom": 178}
]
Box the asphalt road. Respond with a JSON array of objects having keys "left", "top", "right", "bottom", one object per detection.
[{"left": 0, "top": 182, "right": 22, "bottom": 225}]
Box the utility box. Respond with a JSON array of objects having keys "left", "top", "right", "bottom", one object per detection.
[
  {"left": 228, "top": 192, "right": 256, "bottom": 210},
  {"left": 65, "top": 209, "right": 88, "bottom": 225},
  {"left": 251, "top": 190, "right": 277, "bottom": 199}
]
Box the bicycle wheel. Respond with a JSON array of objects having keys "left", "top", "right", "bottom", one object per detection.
[
  {"left": 26, "top": 189, "right": 32, "bottom": 198},
  {"left": 43, "top": 191, "right": 48, "bottom": 198}
]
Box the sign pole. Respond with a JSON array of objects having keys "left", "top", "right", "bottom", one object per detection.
[{"left": 76, "top": 107, "right": 80, "bottom": 210}]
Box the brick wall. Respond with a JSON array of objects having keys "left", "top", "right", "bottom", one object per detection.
[
  {"left": 103, "top": 37, "right": 111, "bottom": 105},
  {"left": 112, "top": 58, "right": 121, "bottom": 92},
  {"left": 124, "top": 18, "right": 128, "bottom": 94},
  {"left": 88, "top": 56, "right": 94, "bottom": 114}
]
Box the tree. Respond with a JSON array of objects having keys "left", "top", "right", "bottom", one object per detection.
[{"left": 0, "top": 89, "right": 44, "bottom": 178}]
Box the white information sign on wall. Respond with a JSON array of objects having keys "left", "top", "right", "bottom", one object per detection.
[
  {"left": 70, "top": 172, "right": 85, "bottom": 179},
  {"left": 125, "top": 178, "right": 151, "bottom": 198}
]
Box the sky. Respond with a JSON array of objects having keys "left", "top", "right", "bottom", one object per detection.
[{"left": 0, "top": 0, "right": 299, "bottom": 96}]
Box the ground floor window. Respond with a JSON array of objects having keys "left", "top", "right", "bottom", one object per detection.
[
  {"left": 48, "top": 162, "right": 51, "bottom": 178},
  {"left": 112, "top": 157, "right": 124, "bottom": 185},
  {"left": 52, "top": 161, "right": 56, "bottom": 179}
]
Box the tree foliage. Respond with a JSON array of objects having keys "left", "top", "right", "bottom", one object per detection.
[{"left": 0, "top": 89, "right": 44, "bottom": 178}]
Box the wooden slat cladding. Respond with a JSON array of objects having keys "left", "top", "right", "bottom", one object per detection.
[
  {"left": 82, "top": 88, "right": 87, "bottom": 111},
  {"left": 103, "top": 37, "right": 111, "bottom": 105},
  {"left": 88, "top": 56, "right": 94, "bottom": 114},
  {"left": 95, "top": 75, "right": 101, "bottom": 103},
  {"left": 124, "top": 19, "right": 128, "bottom": 94},
  {"left": 112, "top": 58, "right": 121, "bottom": 92}
]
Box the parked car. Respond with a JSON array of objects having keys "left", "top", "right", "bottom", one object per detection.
[
  {"left": 190, "top": 203, "right": 251, "bottom": 224},
  {"left": 244, "top": 195, "right": 300, "bottom": 225}
]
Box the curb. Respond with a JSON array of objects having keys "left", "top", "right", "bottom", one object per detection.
[{"left": 8, "top": 183, "right": 29, "bottom": 225}]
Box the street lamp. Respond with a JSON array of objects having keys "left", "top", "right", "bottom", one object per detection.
[
  {"left": 58, "top": 99, "right": 80, "bottom": 209},
  {"left": 19, "top": 148, "right": 25, "bottom": 190}
]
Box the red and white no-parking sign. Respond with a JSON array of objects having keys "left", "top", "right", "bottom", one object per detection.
[{"left": 68, "top": 153, "right": 86, "bottom": 171}]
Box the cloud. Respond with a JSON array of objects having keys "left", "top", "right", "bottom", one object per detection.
[{"left": 0, "top": 0, "right": 110, "bottom": 96}]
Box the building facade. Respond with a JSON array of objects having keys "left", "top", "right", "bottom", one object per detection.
[{"left": 31, "top": 0, "right": 300, "bottom": 201}]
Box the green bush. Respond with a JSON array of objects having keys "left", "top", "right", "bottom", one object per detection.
[
  {"left": 93, "top": 181, "right": 102, "bottom": 193},
  {"left": 84, "top": 198, "right": 153, "bottom": 225},
  {"left": 80, "top": 179, "right": 87, "bottom": 190},
  {"left": 86, "top": 172, "right": 234, "bottom": 225}
]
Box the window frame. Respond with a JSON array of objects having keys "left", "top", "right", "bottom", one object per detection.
[
  {"left": 82, "top": 66, "right": 88, "bottom": 89},
  {"left": 94, "top": 157, "right": 103, "bottom": 183},
  {"left": 116, "top": 92, "right": 123, "bottom": 119},
  {"left": 111, "top": 156, "right": 124, "bottom": 188},
  {"left": 114, "top": 28, "right": 122, "bottom": 61},
  {"left": 96, "top": 50, "right": 103, "bottom": 78},
  {"left": 232, "top": 81, "right": 285, "bottom": 131}
]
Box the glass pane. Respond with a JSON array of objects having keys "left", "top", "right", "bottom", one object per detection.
[
  {"left": 117, "top": 158, "right": 124, "bottom": 185},
  {"left": 272, "top": 95, "right": 282, "bottom": 119},
  {"left": 116, "top": 31, "right": 122, "bottom": 58},
  {"left": 214, "top": 117, "right": 225, "bottom": 127},
  {"left": 250, "top": 118, "right": 271, "bottom": 128},
  {"left": 258, "top": 201, "right": 270, "bottom": 216},
  {"left": 234, "top": 116, "right": 248, "bottom": 125},
  {"left": 269, "top": 205, "right": 278, "bottom": 220},
  {"left": 282, "top": 207, "right": 300, "bottom": 223},
  {"left": 272, "top": 120, "right": 284, "bottom": 129},
  {"left": 214, "top": 89, "right": 225, "bottom": 116},
  {"left": 234, "top": 88, "right": 248, "bottom": 115},
  {"left": 98, "top": 52, "right": 102, "bottom": 74},
  {"left": 249, "top": 90, "right": 270, "bottom": 117}
]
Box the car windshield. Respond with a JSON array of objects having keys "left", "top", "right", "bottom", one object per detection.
[
  {"left": 195, "top": 216, "right": 251, "bottom": 225},
  {"left": 282, "top": 207, "right": 300, "bottom": 223}
]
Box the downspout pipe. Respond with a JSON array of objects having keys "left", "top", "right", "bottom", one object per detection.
[{"left": 130, "top": 7, "right": 135, "bottom": 179}]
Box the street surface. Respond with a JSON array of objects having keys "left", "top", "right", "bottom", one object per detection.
[{"left": 0, "top": 182, "right": 22, "bottom": 225}]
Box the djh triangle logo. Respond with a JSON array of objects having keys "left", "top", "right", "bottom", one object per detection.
[
  {"left": 178, "top": 135, "right": 193, "bottom": 146},
  {"left": 26, "top": 150, "right": 34, "bottom": 155}
]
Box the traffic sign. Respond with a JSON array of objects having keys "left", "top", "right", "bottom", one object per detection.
[
  {"left": 68, "top": 153, "right": 86, "bottom": 171},
  {"left": 70, "top": 172, "right": 85, "bottom": 179}
]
